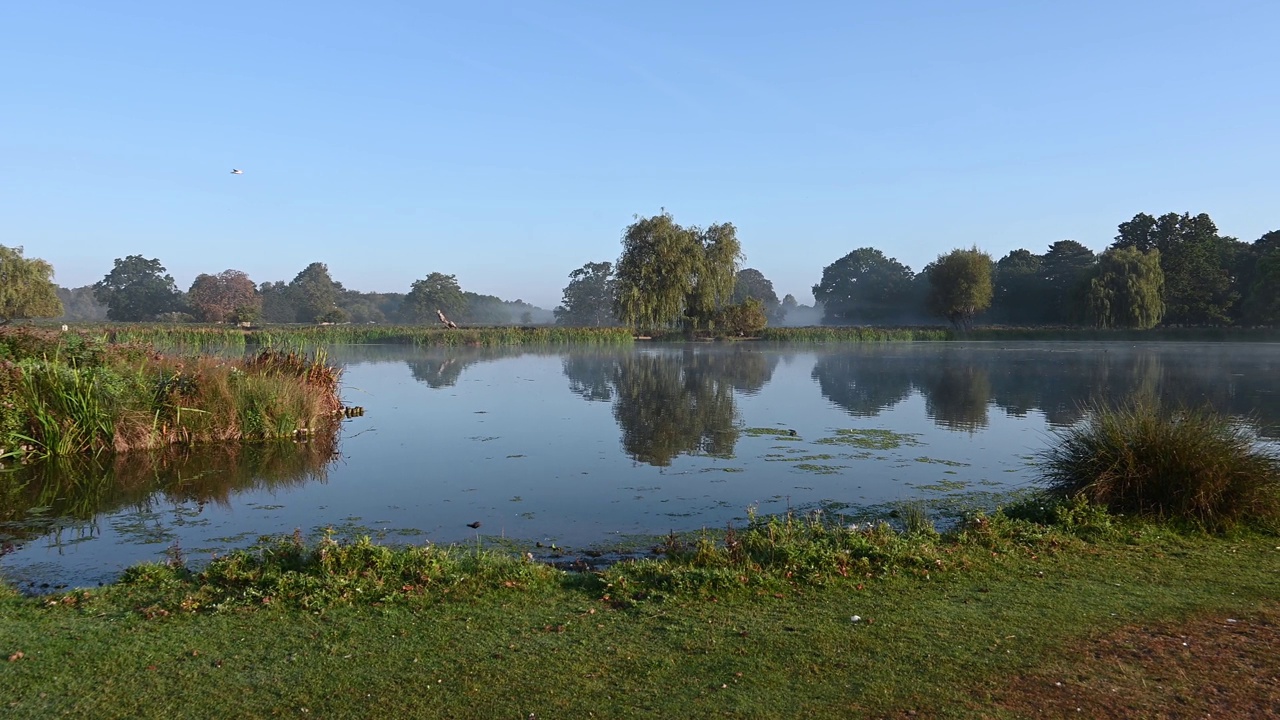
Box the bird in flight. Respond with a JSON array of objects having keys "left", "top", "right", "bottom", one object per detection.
[
  {"left": 230, "top": 169, "right": 243, "bottom": 175},
  {"left": 466, "top": 521, "right": 482, "bottom": 529}
]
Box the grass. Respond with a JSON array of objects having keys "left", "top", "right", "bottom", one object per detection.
[
  {"left": 1, "top": 501, "right": 1276, "bottom": 718},
  {"left": 0, "top": 327, "right": 345, "bottom": 458},
  {"left": 85, "top": 324, "right": 636, "bottom": 350},
  {"left": 1038, "top": 398, "right": 1280, "bottom": 531}
]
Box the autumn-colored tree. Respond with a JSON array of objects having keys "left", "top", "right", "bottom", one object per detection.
[{"left": 187, "top": 269, "right": 259, "bottom": 323}]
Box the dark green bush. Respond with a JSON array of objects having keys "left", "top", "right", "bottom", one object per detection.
[{"left": 1038, "top": 399, "right": 1280, "bottom": 531}]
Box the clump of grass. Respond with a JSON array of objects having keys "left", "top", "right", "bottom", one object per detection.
[{"left": 1037, "top": 398, "right": 1280, "bottom": 531}]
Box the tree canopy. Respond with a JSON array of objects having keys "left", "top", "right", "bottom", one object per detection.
[
  {"left": 613, "top": 212, "right": 743, "bottom": 330},
  {"left": 555, "top": 261, "right": 616, "bottom": 326},
  {"left": 812, "top": 248, "right": 916, "bottom": 324},
  {"left": 0, "top": 245, "right": 63, "bottom": 324},
  {"left": 187, "top": 269, "right": 259, "bottom": 323},
  {"left": 93, "top": 255, "right": 182, "bottom": 321},
  {"left": 1113, "top": 212, "right": 1238, "bottom": 325},
  {"left": 402, "top": 272, "right": 465, "bottom": 323},
  {"left": 1082, "top": 247, "right": 1164, "bottom": 329},
  {"left": 925, "top": 247, "right": 993, "bottom": 329},
  {"left": 731, "top": 268, "right": 781, "bottom": 322},
  {"left": 288, "top": 262, "right": 345, "bottom": 323}
]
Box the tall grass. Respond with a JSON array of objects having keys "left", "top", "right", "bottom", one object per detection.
[
  {"left": 1, "top": 327, "right": 347, "bottom": 458},
  {"left": 84, "top": 324, "right": 636, "bottom": 350},
  {"left": 757, "top": 326, "right": 952, "bottom": 342},
  {"left": 1037, "top": 398, "right": 1280, "bottom": 531}
]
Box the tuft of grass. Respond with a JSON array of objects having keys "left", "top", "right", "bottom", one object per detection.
[{"left": 1037, "top": 398, "right": 1280, "bottom": 531}]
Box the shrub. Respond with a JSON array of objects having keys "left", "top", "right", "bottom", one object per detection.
[{"left": 1037, "top": 398, "right": 1280, "bottom": 531}]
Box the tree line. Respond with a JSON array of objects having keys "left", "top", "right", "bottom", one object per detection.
[{"left": 7, "top": 209, "right": 1279, "bottom": 329}]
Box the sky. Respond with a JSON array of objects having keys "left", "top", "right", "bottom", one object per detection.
[{"left": 4, "top": 1, "right": 1278, "bottom": 309}]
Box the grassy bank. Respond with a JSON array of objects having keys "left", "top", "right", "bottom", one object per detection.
[
  {"left": 0, "top": 327, "right": 344, "bottom": 458},
  {"left": 1, "top": 502, "right": 1276, "bottom": 718}
]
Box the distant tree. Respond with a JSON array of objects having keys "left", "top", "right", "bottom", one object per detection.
[
  {"left": 187, "top": 269, "right": 259, "bottom": 323},
  {"left": 338, "top": 290, "right": 387, "bottom": 324},
  {"left": 991, "top": 249, "right": 1045, "bottom": 324},
  {"left": 925, "top": 247, "right": 994, "bottom": 329},
  {"left": 555, "top": 261, "right": 616, "bottom": 326},
  {"left": 812, "top": 248, "right": 916, "bottom": 324},
  {"left": 288, "top": 262, "right": 344, "bottom": 323},
  {"left": 1037, "top": 240, "right": 1096, "bottom": 324},
  {"left": 0, "top": 245, "right": 63, "bottom": 324},
  {"left": 93, "top": 255, "right": 182, "bottom": 321},
  {"left": 731, "top": 268, "right": 781, "bottom": 321},
  {"left": 1113, "top": 212, "right": 1239, "bottom": 325},
  {"left": 717, "top": 297, "right": 769, "bottom": 335},
  {"left": 402, "top": 272, "right": 465, "bottom": 323},
  {"left": 613, "top": 212, "right": 743, "bottom": 330},
  {"left": 520, "top": 311, "right": 533, "bottom": 325},
  {"left": 460, "top": 291, "right": 511, "bottom": 324},
  {"left": 55, "top": 285, "right": 108, "bottom": 321},
  {"left": 259, "top": 281, "right": 298, "bottom": 323},
  {"left": 1082, "top": 247, "right": 1164, "bottom": 329},
  {"left": 1242, "top": 234, "right": 1280, "bottom": 325}
]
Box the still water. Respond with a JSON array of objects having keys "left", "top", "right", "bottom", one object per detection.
[{"left": 3, "top": 341, "right": 1278, "bottom": 589}]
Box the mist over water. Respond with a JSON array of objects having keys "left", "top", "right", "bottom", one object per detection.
[{"left": 3, "top": 341, "right": 1277, "bottom": 589}]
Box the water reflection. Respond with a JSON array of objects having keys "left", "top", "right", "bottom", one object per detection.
[
  {"left": 810, "top": 344, "right": 1280, "bottom": 437},
  {"left": 0, "top": 431, "right": 338, "bottom": 556},
  {"left": 563, "top": 347, "right": 779, "bottom": 466}
]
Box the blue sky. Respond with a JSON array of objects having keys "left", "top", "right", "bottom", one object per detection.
[{"left": 4, "top": 1, "right": 1277, "bottom": 308}]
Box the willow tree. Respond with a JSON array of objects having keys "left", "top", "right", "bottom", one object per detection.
[
  {"left": 1083, "top": 247, "right": 1165, "bottom": 329},
  {"left": 925, "top": 247, "right": 993, "bottom": 329},
  {"left": 613, "top": 212, "right": 742, "bottom": 330},
  {"left": 0, "top": 245, "right": 62, "bottom": 324}
]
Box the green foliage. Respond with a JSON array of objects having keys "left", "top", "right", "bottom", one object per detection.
[
  {"left": 1242, "top": 240, "right": 1280, "bottom": 325},
  {"left": 813, "top": 247, "right": 919, "bottom": 324},
  {"left": 1113, "top": 212, "right": 1240, "bottom": 325},
  {"left": 731, "top": 268, "right": 781, "bottom": 321},
  {"left": 1038, "top": 398, "right": 1280, "bottom": 531},
  {"left": 401, "top": 272, "right": 465, "bottom": 323},
  {"left": 925, "top": 247, "right": 994, "bottom": 329},
  {"left": 613, "top": 212, "right": 743, "bottom": 330},
  {"left": 93, "top": 255, "right": 183, "bottom": 322},
  {"left": 1082, "top": 246, "right": 1164, "bottom": 329},
  {"left": 716, "top": 297, "right": 769, "bottom": 336},
  {"left": 1038, "top": 240, "right": 1096, "bottom": 323},
  {"left": 555, "top": 261, "right": 617, "bottom": 326},
  {"left": 287, "top": 262, "right": 344, "bottom": 323},
  {"left": 991, "top": 249, "right": 1044, "bottom": 324},
  {"left": 53, "top": 285, "right": 108, "bottom": 321},
  {"left": 0, "top": 245, "right": 63, "bottom": 324}
]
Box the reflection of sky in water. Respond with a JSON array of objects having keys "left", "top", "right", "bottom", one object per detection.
[{"left": 3, "top": 341, "right": 1278, "bottom": 589}]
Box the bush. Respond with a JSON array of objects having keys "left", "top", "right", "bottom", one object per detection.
[{"left": 1037, "top": 398, "right": 1280, "bottom": 531}]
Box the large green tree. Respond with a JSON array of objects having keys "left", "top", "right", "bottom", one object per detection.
[
  {"left": 402, "top": 272, "right": 465, "bottom": 323},
  {"left": 555, "top": 261, "right": 616, "bottom": 326},
  {"left": 731, "top": 268, "right": 781, "bottom": 322},
  {"left": 925, "top": 247, "right": 993, "bottom": 329},
  {"left": 187, "top": 269, "right": 259, "bottom": 323},
  {"left": 1082, "top": 247, "right": 1165, "bottom": 329},
  {"left": 1242, "top": 231, "right": 1280, "bottom": 325},
  {"left": 812, "top": 248, "right": 917, "bottom": 324},
  {"left": 1037, "top": 240, "right": 1096, "bottom": 324},
  {"left": 991, "top": 249, "right": 1045, "bottom": 324},
  {"left": 93, "top": 255, "right": 182, "bottom": 321},
  {"left": 288, "top": 262, "right": 345, "bottom": 323},
  {"left": 613, "top": 212, "right": 743, "bottom": 330},
  {"left": 0, "top": 245, "right": 63, "bottom": 324},
  {"left": 1112, "top": 212, "right": 1239, "bottom": 325}
]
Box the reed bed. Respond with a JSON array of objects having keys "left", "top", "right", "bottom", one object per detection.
[
  {"left": 76, "top": 324, "right": 636, "bottom": 350},
  {"left": 0, "top": 327, "right": 345, "bottom": 458},
  {"left": 756, "top": 326, "right": 952, "bottom": 342}
]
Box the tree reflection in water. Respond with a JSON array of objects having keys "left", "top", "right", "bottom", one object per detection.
[
  {"left": 0, "top": 428, "right": 339, "bottom": 554},
  {"left": 563, "top": 347, "right": 778, "bottom": 466}
]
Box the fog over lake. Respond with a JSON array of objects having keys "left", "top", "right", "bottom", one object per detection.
[{"left": 3, "top": 341, "right": 1277, "bottom": 589}]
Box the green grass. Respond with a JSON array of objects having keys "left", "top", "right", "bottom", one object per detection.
[
  {"left": 1038, "top": 398, "right": 1280, "bottom": 531},
  {"left": 1, "top": 503, "right": 1276, "bottom": 718}
]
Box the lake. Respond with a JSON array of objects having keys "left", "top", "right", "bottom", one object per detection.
[{"left": 3, "top": 341, "right": 1278, "bottom": 589}]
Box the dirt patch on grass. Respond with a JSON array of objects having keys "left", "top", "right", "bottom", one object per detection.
[{"left": 980, "top": 602, "right": 1280, "bottom": 718}]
